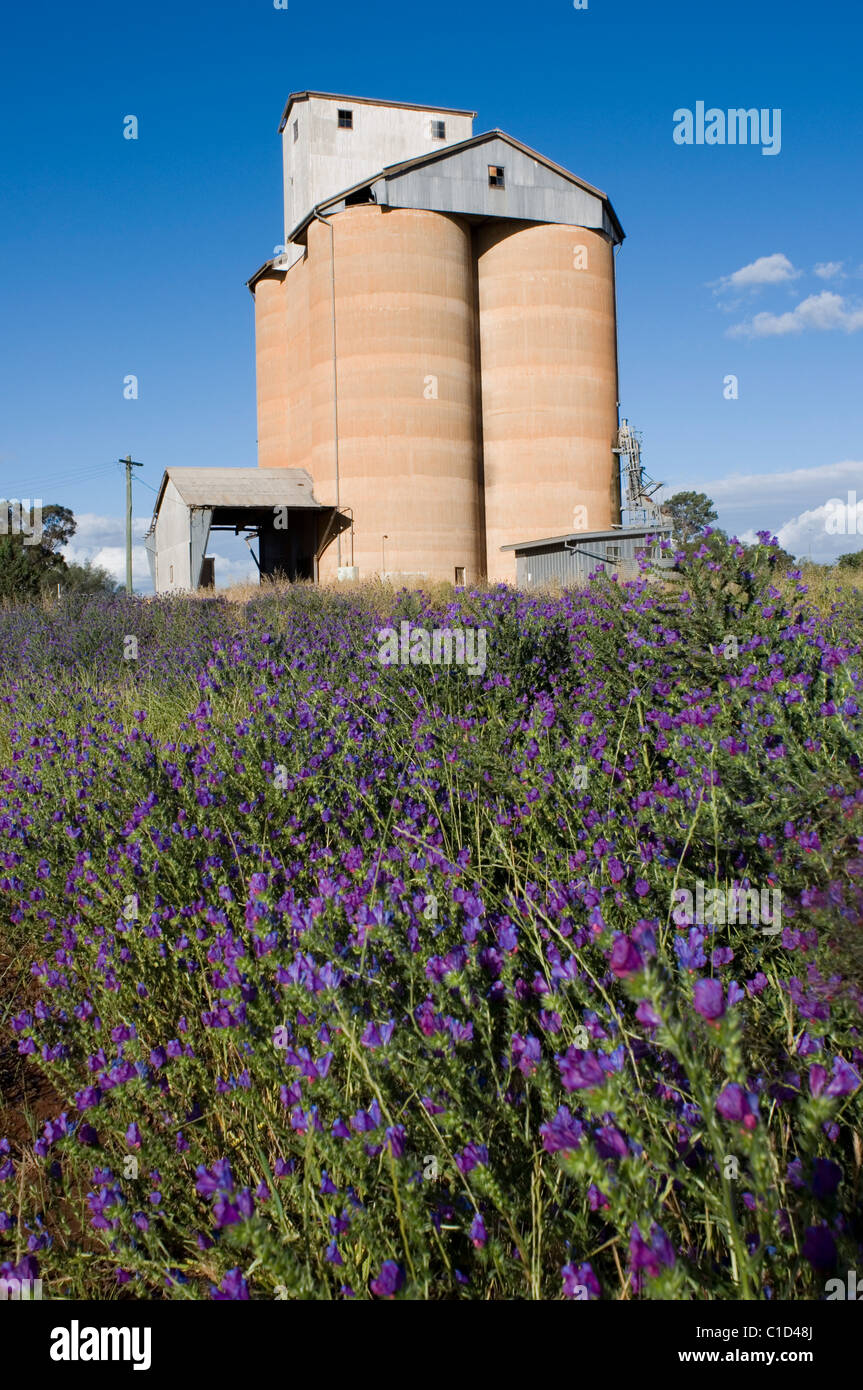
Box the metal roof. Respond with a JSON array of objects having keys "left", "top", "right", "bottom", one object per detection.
[
  {"left": 278, "top": 91, "right": 477, "bottom": 134},
  {"left": 254, "top": 129, "right": 624, "bottom": 273},
  {"left": 501, "top": 525, "right": 672, "bottom": 552},
  {"left": 247, "top": 256, "right": 290, "bottom": 293},
  {"left": 382, "top": 129, "right": 611, "bottom": 203},
  {"left": 153, "top": 467, "right": 326, "bottom": 512}
]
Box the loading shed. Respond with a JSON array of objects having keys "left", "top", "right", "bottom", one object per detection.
[{"left": 143, "top": 467, "right": 350, "bottom": 593}]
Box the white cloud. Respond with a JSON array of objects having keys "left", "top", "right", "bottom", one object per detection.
[
  {"left": 728, "top": 290, "right": 863, "bottom": 338},
  {"left": 61, "top": 513, "right": 149, "bottom": 587},
  {"left": 771, "top": 498, "right": 863, "bottom": 556},
  {"left": 63, "top": 512, "right": 148, "bottom": 549},
  {"left": 702, "top": 459, "right": 863, "bottom": 510},
  {"left": 60, "top": 513, "right": 258, "bottom": 593},
  {"left": 735, "top": 518, "right": 863, "bottom": 563},
  {"left": 206, "top": 550, "right": 259, "bottom": 587},
  {"left": 662, "top": 461, "right": 863, "bottom": 562},
  {"left": 714, "top": 253, "right": 801, "bottom": 294},
  {"left": 814, "top": 261, "right": 845, "bottom": 280}
]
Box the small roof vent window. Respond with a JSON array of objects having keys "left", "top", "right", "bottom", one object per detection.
[
  {"left": 293, "top": 119, "right": 299, "bottom": 142},
  {"left": 431, "top": 119, "right": 446, "bottom": 140}
]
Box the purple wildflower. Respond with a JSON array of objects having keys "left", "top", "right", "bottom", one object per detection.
[{"left": 370, "top": 1260, "right": 405, "bottom": 1298}]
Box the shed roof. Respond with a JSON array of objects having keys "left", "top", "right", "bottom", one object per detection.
[
  {"left": 501, "top": 525, "right": 672, "bottom": 552},
  {"left": 152, "top": 467, "right": 325, "bottom": 513}
]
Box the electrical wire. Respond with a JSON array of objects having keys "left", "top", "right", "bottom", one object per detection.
[{"left": 13, "top": 462, "right": 124, "bottom": 494}]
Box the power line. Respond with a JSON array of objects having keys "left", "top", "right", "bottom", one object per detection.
[
  {"left": 14, "top": 463, "right": 120, "bottom": 492},
  {"left": 130, "top": 473, "right": 160, "bottom": 494}
]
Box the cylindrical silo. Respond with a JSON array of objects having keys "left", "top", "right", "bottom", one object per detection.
[
  {"left": 308, "top": 205, "right": 484, "bottom": 583},
  {"left": 253, "top": 273, "right": 291, "bottom": 472},
  {"left": 283, "top": 252, "right": 311, "bottom": 470},
  {"left": 475, "top": 221, "right": 620, "bottom": 582},
  {"left": 254, "top": 254, "right": 312, "bottom": 472}
]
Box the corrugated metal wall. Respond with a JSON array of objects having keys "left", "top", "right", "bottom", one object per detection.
[{"left": 514, "top": 530, "right": 672, "bottom": 587}]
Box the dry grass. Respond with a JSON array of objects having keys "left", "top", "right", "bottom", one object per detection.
[{"left": 792, "top": 560, "right": 863, "bottom": 611}]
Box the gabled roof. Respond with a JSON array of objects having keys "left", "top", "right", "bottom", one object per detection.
[
  {"left": 151, "top": 467, "right": 324, "bottom": 517},
  {"left": 383, "top": 129, "right": 610, "bottom": 202},
  {"left": 286, "top": 128, "right": 624, "bottom": 246},
  {"left": 278, "top": 91, "right": 476, "bottom": 134}
]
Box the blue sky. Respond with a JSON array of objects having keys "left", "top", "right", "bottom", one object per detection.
[{"left": 1, "top": 0, "right": 861, "bottom": 587}]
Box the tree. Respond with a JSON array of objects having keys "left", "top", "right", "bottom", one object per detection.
[
  {"left": 837, "top": 550, "right": 863, "bottom": 570},
  {"left": 0, "top": 533, "right": 43, "bottom": 599},
  {"left": 52, "top": 559, "right": 120, "bottom": 594},
  {"left": 0, "top": 503, "right": 76, "bottom": 601},
  {"left": 40, "top": 504, "right": 76, "bottom": 553},
  {"left": 664, "top": 491, "right": 719, "bottom": 544}
]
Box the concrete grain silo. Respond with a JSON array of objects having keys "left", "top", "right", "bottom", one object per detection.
[
  {"left": 253, "top": 275, "right": 291, "bottom": 472},
  {"left": 247, "top": 92, "right": 626, "bottom": 585},
  {"left": 475, "top": 221, "right": 620, "bottom": 581},
  {"left": 306, "top": 205, "right": 484, "bottom": 581}
]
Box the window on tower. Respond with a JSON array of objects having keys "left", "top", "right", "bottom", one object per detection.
[
  {"left": 338, "top": 109, "right": 353, "bottom": 129},
  {"left": 431, "top": 119, "right": 446, "bottom": 140},
  {"left": 293, "top": 119, "right": 299, "bottom": 142},
  {"left": 488, "top": 165, "right": 505, "bottom": 188}
]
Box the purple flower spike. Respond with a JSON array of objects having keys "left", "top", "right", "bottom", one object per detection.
[
  {"left": 802, "top": 1225, "right": 837, "bottom": 1273},
  {"left": 562, "top": 1261, "right": 601, "bottom": 1300},
  {"left": 811, "top": 1159, "right": 842, "bottom": 1202},
  {"left": 609, "top": 934, "right": 643, "bottom": 979},
  {"left": 629, "top": 1223, "right": 676, "bottom": 1282},
  {"left": 809, "top": 1065, "right": 828, "bottom": 1097},
  {"left": 370, "top": 1260, "right": 405, "bottom": 1298},
  {"left": 825, "top": 1056, "right": 860, "bottom": 1098},
  {"left": 540, "top": 1106, "right": 584, "bottom": 1155},
  {"left": 211, "top": 1267, "right": 250, "bottom": 1300},
  {"left": 455, "top": 1143, "right": 488, "bottom": 1176},
  {"left": 557, "top": 1048, "right": 605, "bottom": 1092},
  {"left": 716, "top": 1083, "right": 758, "bottom": 1130},
  {"left": 693, "top": 978, "right": 724, "bottom": 1021}
]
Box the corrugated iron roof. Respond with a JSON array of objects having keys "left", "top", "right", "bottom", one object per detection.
[
  {"left": 501, "top": 525, "right": 672, "bottom": 552},
  {"left": 274, "top": 129, "right": 624, "bottom": 257},
  {"left": 155, "top": 468, "right": 325, "bottom": 511},
  {"left": 381, "top": 129, "right": 611, "bottom": 202}
]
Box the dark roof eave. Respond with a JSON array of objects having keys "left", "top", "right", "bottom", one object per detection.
[
  {"left": 148, "top": 469, "right": 171, "bottom": 530},
  {"left": 245, "top": 258, "right": 288, "bottom": 296}
]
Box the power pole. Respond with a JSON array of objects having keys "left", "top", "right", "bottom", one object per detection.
[{"left": 121, "top": 455, "right": 143, "bottom": 595}]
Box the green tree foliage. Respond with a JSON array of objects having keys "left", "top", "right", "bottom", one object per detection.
[
  {"left": 53, "top": 559, "right": 120, "bottom": 595},
  {"left": 665, "top": 490, "right": 720, "bottom": 544},
  {"left": 0, "top": 504, "right": 76, "bottom": 601},
  {"left": 837, "top": 550, "right": 863, "bottom": 570}
]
